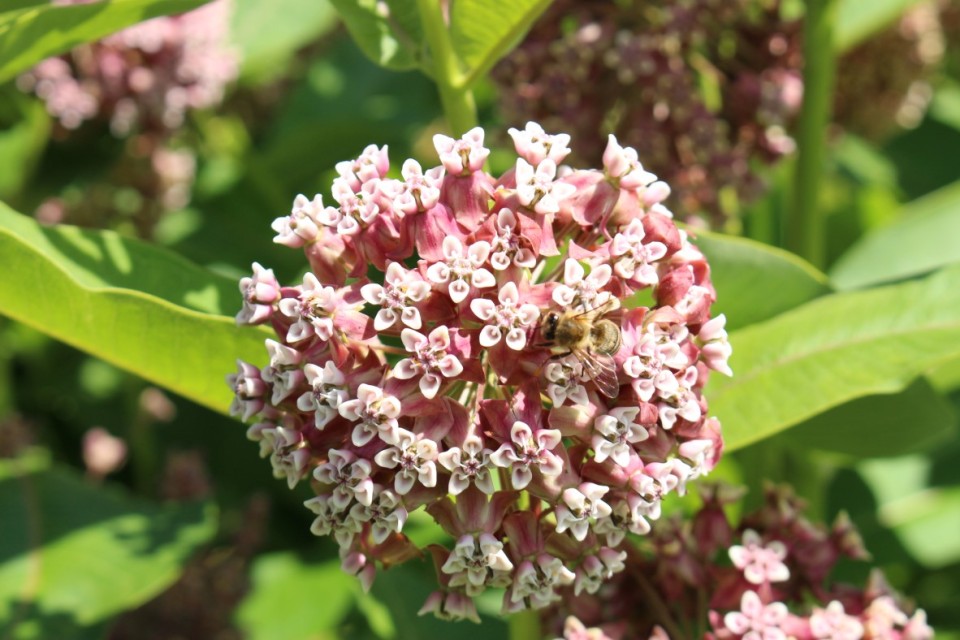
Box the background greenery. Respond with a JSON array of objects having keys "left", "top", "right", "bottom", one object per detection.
[{"left": 1, "top": 0, "right": 959, "bottom": 638}]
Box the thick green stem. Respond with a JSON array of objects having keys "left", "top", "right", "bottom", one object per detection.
[
  {"left": 509, "top": 609, "right": 541, "bottom": 640},
  {"left": 416, "top": 0, "right": 478, "bottom": 135},
  {"left": 786, "top": 0, "right": 837, "bottom": 268}
]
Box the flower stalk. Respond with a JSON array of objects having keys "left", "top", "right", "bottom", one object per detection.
[
  {"left": 786, "top": 0, "right": 838, "bottom": 267},
  {"left": 417, "top": 0, "right": 478, "bottom": 135}
]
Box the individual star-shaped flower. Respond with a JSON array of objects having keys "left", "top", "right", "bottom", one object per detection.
[{"left": 729, "top": 529, "right": 790, "bottom": 585}]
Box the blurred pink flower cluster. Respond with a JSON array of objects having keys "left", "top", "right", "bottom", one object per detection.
[
  {"left": 230, "top": 123, "right": 731, "bottom": 620},
  {"left": 18, "top": 0, "right": 238, "bottom": 135},
  {"left": 550, "top": 485, "right": 932, "bottom": 640}
]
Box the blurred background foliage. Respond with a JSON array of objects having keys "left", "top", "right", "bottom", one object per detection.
[{"left": 1, "top": 0, "right": 959, "bottom": 638}]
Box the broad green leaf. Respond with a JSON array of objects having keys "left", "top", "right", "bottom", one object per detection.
[
  {"left": 0, "top": 452, "right": 217, "bottom": 637},
  {"left": 710, "top": 264, "right": 960, "bottom": 452},
  {"left": 235, "top": 553, "right": 357, "bottom": 639},
  {"left": 834, "top": 0, "right": 925, "bottom": 53},
  {"left": 328, "top": 0, "right": 423, "bottom": 71},
  {"left": 782, "top": 378, "right": 957, "bottom": 458},
  {"left": 449, "top": 0, "right": 552, "bottom": 87},
  {"left": 231, "top": 0, "right": 339, "bottom": 83},
  {"left": 829, "top": 180, "right": 960, "bottom": 291},
  {"left": 0, "top": 0, "right": 211, "bottom": 84},
  {"left": 691, "top": 229, "right": 830, "bottom": 330},
  {"left": 0, "top": 203, "right": 269, "bottom": 415}
]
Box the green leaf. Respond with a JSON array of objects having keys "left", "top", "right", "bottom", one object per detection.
[
  {"left": 328, "top": 0, "right": 423, "bottom": 71},
  {"left": 0, "top": 452, "right": 217, "bottom": 637},
  {"left": 834, "top": 0, "right": 925, "bottom": 53},
  {"left": 782, "top": 378, "right": 957, "bottom": 458},
  {"left": 231, "top": 0, "right": 339, "bottom": 84},
  {"left": 0, "top": 203, "right": 268, "bottom": 415},
  {"left": 928, "top": 357, "right": 960, "bottom": 393},
  {"left": 691, "top": 229, "right": 831, "bottom": 331},
  {"left": 710, "top": 264, "right": 960, "bottom": 452},
  {"left": 448, "top": 0, "right": 551, "bottom": 88},
  {"left": 0, "top": 96, "right": 50, "bottom": 201},
  {"left": 829, "top": 180, "right": 960, "bottom": 291},
  {"left": 235, "top": 553, "right": 357, "bottom": 639},
  {"left": 858, "top": 455, "right": 960, "bottom": 568},
  {"left": 0, "top": 0, "right": 212, "bottom": 84},
  {"left": 0, "top": 1, "right": 58, "bottom": 15}
]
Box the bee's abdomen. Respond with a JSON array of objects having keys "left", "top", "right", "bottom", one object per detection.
[{"left": 591, "top": 320, "right": 622, "bottom": 355}]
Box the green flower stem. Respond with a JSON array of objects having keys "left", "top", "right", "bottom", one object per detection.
[
  {"left": 416, "top": 0, "right": 478, "bottom": 135},
  {"left": 785, "top": 0, "right": 837, "bottom": 268},
  {"left": 509, "top": 608, "right": 541, "bottom": 640}
]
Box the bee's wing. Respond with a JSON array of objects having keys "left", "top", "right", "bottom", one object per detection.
[
  {"left": 573, "top": 348, "right": 620, "bottom": 399},
  {"left": 572, "top": 295, "right": 620, "bottom": 320}
]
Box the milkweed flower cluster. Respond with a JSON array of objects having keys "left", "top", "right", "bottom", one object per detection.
[
  {"left": 18, "top": 0, "right": 238, "bottom": 135},
  {"left": 548, "top": 485, "right": 933, "bottom": 640},
  {"left": 229, "top": 123, "right": 731, "bottom": 620}
]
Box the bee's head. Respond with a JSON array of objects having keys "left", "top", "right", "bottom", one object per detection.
[{"left": 541, "top": 311, "right": 560, "bottom": 341}]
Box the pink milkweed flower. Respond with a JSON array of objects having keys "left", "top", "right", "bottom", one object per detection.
[
  {"left": 434, "top": 127, "right": 490, "bottom": 175},
  {"left": 489, "top": 421, "right": 563, "bottom": 490},
  {"left": 592, "top": 407, "right": 650, "bottom": 466},
  {"left": 553, "top": 259, "right": 614, "bottom": 308},
  {"left": 809, "top": 601, "right": 865, "bottom": 640},
  {"left": 361, "top": 262, "right": 432, "bottom": 331},
  {"left": 441, "top": 532, "right": 515, "bottom": 596},
  {"left": 349, "top": 485, "right": 408, "bottom": 544},
  {"left": 574, "top": 547, "right": 627, "bottom": 596},
  {"left": 729, "top": 529, "right": 791, "bottom": 585},
  {"left": 425, "top": 236, "right": 497, "bottom": 303},
  {"left": 272, "top": 194, "right": 323, "bottom": 247},
  {"left": 609, "top": 219, "right": 668, "bottom": 287},
  {"left": 335, "top": 143, "right": 390, "bottom": 192},
  {"left": 505, "top": 553, "right": 576, "bottom": 612},
  {"left": 227, "top": 360, "right": 268, "bottom": 421},
  {"left": 259, "top": 424, "right": 310, "bottom": 489},
  {"left": 418, "top": 589, "right": 481, "bottom": 624},
  {"left": 373, "top": 428, "right": 440, "bottom": 495},
  {"left": 314, "top": 449, "right": 374, "bottom": 509},
  {"left": 394, "top": 326, "right": 466, "bottom": 400},
  {"left": 724, "top": 590, "right": 789, "bottom": 640},
  {"left": 509, "top": 121, "right": 572, "bottom": 165},
  {"left": 338, "top": 383, "right": 402, "bottom": 447},
  {"left": 236, "top": 262, "right": 281, "bottom": 325},
  {"left": 603, "top": 134, "right": 658, "bottom": 191},
  {"left": 555, "top": 482, "right": 613, "bottom": 541},
  {"left": 392, "top": 158, "right": 444, "bottom": 214},
  {"left": 437, "top": 434, "right": 496, "bottom": 495},
  {"left": 699, "top": 313, "right": 734, "bottom": 377},
  {"left": 478, "top": 207, "right": 543, "bottom": 271},
  {"left": 515, "top": 158, "right": 577, "bottom": 215},
  {"left": 470, "top": 281, "right": 541, "bottom": 351},
  {"left": 296, "top": 361, "right": 347, "bottom": 430}
]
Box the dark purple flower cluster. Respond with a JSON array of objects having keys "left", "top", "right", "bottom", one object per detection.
[{"left": 491, "top": 0, "right": 803, "bottom": 226}]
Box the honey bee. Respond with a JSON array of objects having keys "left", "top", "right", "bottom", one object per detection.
[{"left": 539, "top": 296, "right": 622, "bottom": 398}]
